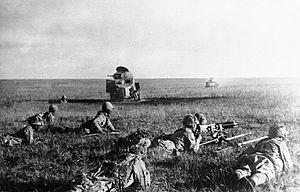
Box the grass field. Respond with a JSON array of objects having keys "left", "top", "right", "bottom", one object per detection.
[{"left": 0, "top": 78, "right": 300, "bottom": 192}]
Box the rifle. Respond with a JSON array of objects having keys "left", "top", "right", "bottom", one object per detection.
[
  {"left": 199, "top": 132, "right": 252, "bottom": 146},
  {"left": 218, "top": 136, "right": 268, "bottom": 153},
  {"left": 84, "top": 131, "right": 121, "bottom": 137},
  {"left": 236, "top": 136, "right": 268, "bottom": 147}
]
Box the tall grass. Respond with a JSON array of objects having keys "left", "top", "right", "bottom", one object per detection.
[{"left": 0, "top": 78, "right": 299, "bottom": 191}]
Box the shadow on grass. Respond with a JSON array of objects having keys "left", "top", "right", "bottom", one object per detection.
[
  {"left": 0, "top": 178, "right": 72, "bottom": 192},
  {"left": 47, "top": 96, "right": 227, "bottom": 105}
]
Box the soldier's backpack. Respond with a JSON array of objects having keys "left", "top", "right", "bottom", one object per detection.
[
  {"left": 114, "top": 154, "right": 150, "bottom": 191},
  {"left": 112, "top": 130, "right": 150, "bottom": 154},
  {"left": 66, "top": 154, "right": 150, "bottom": 192}
]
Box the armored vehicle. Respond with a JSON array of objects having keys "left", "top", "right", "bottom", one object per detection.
[
  {"left": 205, "top": 77, "right": 219, "bottom": 88},
  {"left": 106, "top": 66, "right": 141, "bottom": 101}
]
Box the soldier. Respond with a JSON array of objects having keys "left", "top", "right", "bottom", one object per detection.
[
  {"left": 1, "top": 125, "right": 35, "bottom": 146},
  {"left": 60, "top": 95, "right": 68, "bottom": 103},
  {"left": 170, "top": 114, "right": 201, "bottom": 153},
  {"left": 80, "top": 101, "right": 117, "bottom": 134},
  {"left": 0, "top": 105, "right": 58, "bottom": 146},
  {"left": 195, "top": 113, "right": 208, "bottom": 125},
  {"left": 66, "top": 137, "right": 151, "bottom": 192},
  {"left": 150, "top": 114, "right": 201, "bottom": 156},
  {"left": 233, "top": 123, "right": 293, "bottom": 190},
  {"left": 26, "top": 104, "right": 58, "bottom": 132},
  {"left": 193, "top": 113, "right": 208, "bottom": 142}
]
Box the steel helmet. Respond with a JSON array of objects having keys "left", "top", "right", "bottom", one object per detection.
[
  {"left": 182, "top": 114, "right": 196, "bottom": 128},
  {"left": 268, "top": 123, "right": 288, "bottom": 138},
  {"left": 102, "top": 101, "right": 114, "bottom": 113},
  {"left": 49, "top": 104, "right": 58, "bottom": 113},
  {"left": 195, "top": 113, "right": 208, "bottom": 125}
]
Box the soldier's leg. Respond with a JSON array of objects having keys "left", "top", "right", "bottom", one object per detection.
[
  {"left": 23, "top": 126, "right": 34, "bottom": 144},
  {"left": 249, "top": 157, "right": 276, "bottom": 187},
  {"left": 249, "top": 172, "right": 269, "bottom": 187},
  {"left": 235, "top": 164, "right": 251, "bottom": 179},
  {"left": 1, "top": 134, "right": 23, "bottom": 146},
  {"left": 235, "top": 154, "right": 257, "bottom": 179}
]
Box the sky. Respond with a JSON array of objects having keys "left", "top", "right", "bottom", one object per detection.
[{"left": 0, "top": 0, "right": 299, "bottom": 79}]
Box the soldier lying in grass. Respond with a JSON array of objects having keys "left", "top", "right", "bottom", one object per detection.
[
  {"left": 25, "top": 104, "right": 58, "bottom": 132},
  {"left": 65, "top": 135, "right": 151, "bottom": 192},
  {"left": 151, "top": 114, "right": 207, "bottom": 156},
  {"left": 80, "top": 101, "right": 119, "bottom": 134},
  {"left": 233, "top": 123, "right": 293, "bottom": 190},
  {"left": 0, "top": 105, "right": 58, "bottom": 146}
]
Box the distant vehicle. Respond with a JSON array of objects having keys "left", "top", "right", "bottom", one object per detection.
[
  {"left": 205, "top": 77, "right": 219, "bottom": 88},
  {"left": 106, "top": 66, "right": 141, "bottom": 101}
]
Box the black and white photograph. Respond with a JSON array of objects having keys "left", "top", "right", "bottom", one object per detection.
[{"left": 0, "top": 0, "right": 299, "bottom": 191}]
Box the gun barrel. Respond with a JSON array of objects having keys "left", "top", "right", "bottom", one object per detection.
[
  {"left": 199, "top": 138, "right": 219, "bottom": 146},
  {"left": 219, "top": 121, "right": 247, "bottom": 129},
  {"left": 238, "top": 136, "right": 268, "bottom": 146},
  {"left": 225, "top": 132, "right": 251, "bottom": 141}
]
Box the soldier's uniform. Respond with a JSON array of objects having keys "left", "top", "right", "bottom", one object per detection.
[
  {"left": 234, "top": 123, "right": 293, "bottom": 188},
  {"left": 150, "top": 114, "right": 201, "bottom": 156},
  {"left": 0, "top": 105, "right": 58, "bottom": 146},
  {"left": 13, "top": 125, "right": 35, "bottom": 145},
  {"left": 26, "top": 105, "right": 57, "bottom": 132},
  {"left": 81, "top": 111, "right": 115, "bottom": 134},
  {"left": 80, "top": 102, "right": 116, "bottom": 134},
  {"left": 170, "top": 127, "right": 199, "bottom": 153},
  {"left": 1, "top": 125, "right": 35, "bottom": 146},
  {"left": 67, "top": 137, "right": 151, "bottom": 192}
]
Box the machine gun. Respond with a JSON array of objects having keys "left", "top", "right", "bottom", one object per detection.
[{"left": 195, "top": 121, "right": 248, "bottom": 146}]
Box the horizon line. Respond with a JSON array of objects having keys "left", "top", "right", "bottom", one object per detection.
[{"left": 0, "top": 76, "right": 298, "bottom": 80}]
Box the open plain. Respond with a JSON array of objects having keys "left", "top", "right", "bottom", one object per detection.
[{"left": 0, "top": 78, "right": 299, "bottom": 191}]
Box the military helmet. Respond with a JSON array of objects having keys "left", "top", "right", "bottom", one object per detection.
[
  {"left": 182, "top": 114, "right": 196, "bottom": 128},
  {"left": 268, "top": 123, "right": 288, "bottom": 138},
  {"left": 195, "top": 113, "right": 208, "bottom": 125},
  {"left": 49, "top": 104, "right": 58, "bottom": 113},
  {"left": 102, "top": 101, "right": 114, "bottom": 113}
]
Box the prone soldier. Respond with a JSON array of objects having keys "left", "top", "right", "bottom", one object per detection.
[
  {"left": 170, "top": 114, "right": 202, "bottom": 153},
  {"left": 0, "top": 104, "right": 58, "bottom": 146},
  {"left": 151, "top": 114, "right": 203, "bottom": 156},
  {"left": 26, "top": 104, "right": 58, "bottom": 132},
  {"left": 80, "top": 101, "right": 118, "bottom": 134},
  {"left": 233, "top": 123, "right": 293, "bottom": 190},
  {"left": 65, "top": 134, "right": 151, "bottom": 192}
]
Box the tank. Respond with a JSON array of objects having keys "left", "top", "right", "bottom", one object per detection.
[{"left": 106, "top": 66, "right": 141, "bottom": 101}]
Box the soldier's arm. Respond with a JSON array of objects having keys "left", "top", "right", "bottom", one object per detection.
[
  {"left": 106, "top": 118, "right": 116, "bottom": 131},
  {"left": 94, "top": 118, "right": 104, "bottom": 133},
  {"left": 186, "top": 132, "right": 198, "bottom": 153},
  {"left": 281, "top": 142, "right": 293, "bottom": 173}
]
